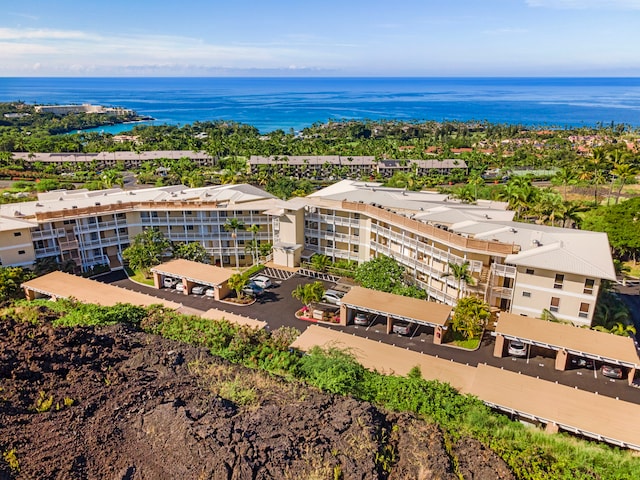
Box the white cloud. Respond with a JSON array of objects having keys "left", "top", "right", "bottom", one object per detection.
[
  {"left": 0, "top": 28, "right": 91, "bottom": 40},
  {"left": 526, "top": 0, "right": 640, "bottom": 9}
]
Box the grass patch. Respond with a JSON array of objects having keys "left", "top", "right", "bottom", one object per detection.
[
  {"left": 446, "top": 329, "right": 481, "bottom": 350},
  {"left": 126, "top": 267, "right": 155, "bottom": 286}
]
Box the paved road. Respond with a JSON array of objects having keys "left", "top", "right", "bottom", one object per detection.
[{"left": 98, "top": 270, "right": 640, "bottom": 404}]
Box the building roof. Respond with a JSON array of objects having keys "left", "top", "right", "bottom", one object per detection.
[
  {"left": 470, "top": 364, "right": 640, "bottom": 450},
  {"left": 151, "top": 259, "right": 233, "bottom": 286},
  {"left": 200, "top": 308, "right": 267, "bottom": 329},
  {"left": 0, "top": 184, "right": 278, "bottom": 219},
  {"left": 340, "top": 286, "right": 452, "bottom": 327},
  {"left": 21, "top": 271, "right": 181, "bottom": 309},
  {"left": 495, "top": 312, "right": 640, "bottom": 368},
  {"left": 292, "top": 325, "right": 640, "bottom": 450},
  {"left": 0, "top": 215, "right": 39, "bottom": 232},
  {"left": 291, "top": 324, "right": 474, "bottom": 391}
]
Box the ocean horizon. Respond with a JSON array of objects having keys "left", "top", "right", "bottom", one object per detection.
[{"left": 1, "top": 76, "right": 640, "bottom": 133}]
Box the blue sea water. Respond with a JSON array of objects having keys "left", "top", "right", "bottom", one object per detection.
[{"left": 1, "top": 77, "right": 640, "bottom": 133}]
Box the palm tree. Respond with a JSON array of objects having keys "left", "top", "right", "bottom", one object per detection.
[
  {"left": 610, "top": 162, "right": 638, "bottom": 205},
  {"left": 247, "top": 224, "right": 261, "bottom": 265},
  {"left": 227, "top": 273, "right": 249, "bottom": 299},
  {"left": 310, "top": 254, "right": 331, "bottom": 273},
  {"left": 224, "top": 218, "right": 245, "bottom": 269},
  {"left": 441, "top": 261, "right": 475, "bottom": 300},
  {"left": 291, "top": 281, "right": 325, "bottom": 309},
  {"left": 553, "top": 166, "right": 576, "bottom": 200}
]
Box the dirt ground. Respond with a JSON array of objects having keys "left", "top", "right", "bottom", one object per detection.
[{"left": 0, "top": 311, "right": 514, "bottom": 480}]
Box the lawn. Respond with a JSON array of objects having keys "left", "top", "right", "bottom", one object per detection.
[{"left": 126, "top": 267, "right": 155, "bottom": 286}]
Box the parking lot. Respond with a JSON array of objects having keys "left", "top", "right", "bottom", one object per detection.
[{"left": 98, "top": 270, "right": 640, "bottom": 404}]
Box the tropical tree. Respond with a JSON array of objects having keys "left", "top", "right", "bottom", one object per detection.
[
  {"left": 0, "top": 266, "right": 33, "bottom": 302},
  {"left": 552, "top": 166, "right": 576, "bottom": 200},
  {"left": 291, "top": 281, "right": 325, "bottom": 308},
  {"left": 172, "top": 242, "right": 209, "bottom": 263},
  {"left": 224, "top": 217, "right": 245, "bottom": 269},
  {"left": 451, "top": 296, "right": 490, "bottom": 340},
  {"left": 610, "top": 162, "right": 638, "bottom": 205},
  {"left": 310, "top": 254, "right": 331, "bottom": 273},
  {"left": 227, "top": 273, "right": 249, "bottom": 299},
  {"left": 355, "top": 255, "right": 405, "bottom": 293},
  {"left": 101, "top": 169, "right": 124, "bottom": 189},
  {"left": 441, "top": 261, "right": 475, "bottom": 300},
  {"left": 122, "top": 228, "right": 171, "bottom": 277},
  {"left": 247, "top": 224, "right": 261, "bottom": 265}
]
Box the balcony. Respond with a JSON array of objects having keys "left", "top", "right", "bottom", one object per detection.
[
  {"left": 35, "top": 246, "right": 61, "bottom": 257},
  {"left": 31, "top": 228, "right": 65, "bottom": 240}
]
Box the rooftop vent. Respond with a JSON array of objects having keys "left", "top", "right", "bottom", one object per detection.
[
  {"left": 532, "top": 239, "right": 541, "bottom": 246},
  {"left": 95, "top": 202, "right": 101, "bottom": 206},
  {"left": 510, "top": 227, "right": 517, "bottom": 233}
]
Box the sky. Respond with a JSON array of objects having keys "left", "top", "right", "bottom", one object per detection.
[{"left": 2, "top": 0, "right": 640, "bottom": 77}]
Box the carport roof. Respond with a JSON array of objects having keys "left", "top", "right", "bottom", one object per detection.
[
  {"left": 495, "top": 312, "right": 640, "bottom": 368},
  {"left": 151, "top": 259, "right": 233, "bottom": 286},
  {"left": 340, "top": 286, "right": 452, "bottom": 327},
  {"left": 471, "top": 364, "right": 640, "bottom": 450},
  {"left": 292, "top": 326, "right": 640, "bottom": 450},
  {"left": 200, "top": 308, "right": 267, "bottom": 330},
  {"left": 21, "top": 271, "right": 181, "bottom": 309}
]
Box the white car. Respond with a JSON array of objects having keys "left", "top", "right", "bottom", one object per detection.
[
  {"left": 163, "top": 277, "right": 179, "bottom": 288},
  {"left": 175, "top": 283, "right": 185, "bottom": 292},
  {"left": 251, "top": 275, "right": 272, "bottom": 289},
  {"left": 191, "top": 285, "right": 207, "bottom": 295},
  {"left": 322, "top": 289, "right": 344, "bottom": 305},
  {"left": 205, "top": 288, "right": 215, "bottom": 298},
  {"left": 508, "top": 340, "right": 528, "bottom": 357},
  {"left": 392, "top": 322, "right": 413, "bottom": 336},
  {"left": 354, "top": 313, "right": 369, "bottom": 326}
]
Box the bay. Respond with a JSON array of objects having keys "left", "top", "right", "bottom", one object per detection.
[{"left": 1, "top": 77, "right": 639, "bottom": 133}]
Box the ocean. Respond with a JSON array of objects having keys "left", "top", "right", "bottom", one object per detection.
[{"left": 1, "top": 77, "right": 640, "bottom": 134}]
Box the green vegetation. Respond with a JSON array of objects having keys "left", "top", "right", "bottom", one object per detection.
[
  {"left": 2, "top": 449, "right": 19, "bottom": 473},
  {"left": 122, "top": 228, "right": 171, "bottom": 277},
  {"left": 6, "top": 298, "right": 638, "bottom": 479},
  {"left": 450, "top": 297, "right": 491, "bottom": 340},
  {"left": 291, "top": 281, "right": 325, "bottom": 308},
  {"left": 33, "top": 391, "right": 54, "bottom": 413},
  {"left": 0, "top": 266, "right": 34, "bottom": 302},
  {"left": 354, "top": 255, "right": 426, "bottom": 299}
]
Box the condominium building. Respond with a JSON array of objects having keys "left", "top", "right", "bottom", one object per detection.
[{"left": 0, "top": 180, "right": 615, "bottom": 326}]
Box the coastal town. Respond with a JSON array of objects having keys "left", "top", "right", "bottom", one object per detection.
[{"left": 2, "top": 101, "right": 640, "bottom": 477}]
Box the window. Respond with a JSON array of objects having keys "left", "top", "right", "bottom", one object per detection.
[
  {"left": 353, "top": 245, "right": 359, "bottom": 253},
  {"left": 554, "top": 274, "right": 564, "bottom": 289},
  {"left": 525, "top": 268, "right": 534, "bottom": 275},
  {"left": 116, "top": 213, "right": 126, "bottom": 219},
  {"left": 18, "top": 250, "right": 25, "bottom": 255},
  {"left": 118, "top": 228, "right": 127, "bottom": 234},
  {"left": 584, "top": 278, "right": 595, "bottom": 295},
  {"left": 579, "top": 302, "right": 590, "bottom": 319},
  {"left": 13, "top": 232, "right": 21, "bottom": 237},
  {"left": 550, "top": 297, "right": 560, "bottom": 313},
  {"left": 187, "top": 225, "right": 194, "bottom": 231},
  {"left": 327, "top": 240, "right": 334, "bottom": 248},
  {"left": 522, "top": 291, "right": 531, "bottom": 298}
]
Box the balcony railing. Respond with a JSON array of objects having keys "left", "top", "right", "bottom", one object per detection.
[
  {"left": 31, "top": 228, "right": 65, "bottom": 240},
  {"left": 342, "top": 201, "right": 520, "bottom": 256}
]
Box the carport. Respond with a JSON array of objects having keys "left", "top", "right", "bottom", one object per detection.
[
  {"left": 338, "top": 286, "right": 452, "bottom": 344},
  {"left": 151, "top": 259, "right": 233, "bottom": 300},
  {"left": 492, "top": 312, "right": 640, "bottom": 385},
  {"left": 21, "top": 271, "right": 182, "bottom": 310},
  {"left": 200, "top": 308, "right": 267, "bottom": 330}
]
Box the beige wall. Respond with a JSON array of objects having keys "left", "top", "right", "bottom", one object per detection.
[
  {"left": 279, "top": 209, "right": 304, "bottom": 245},
  {"left": 510, "top": 267, "right": 598, "bottom": 325},
  {"left": 0, "top": 229, "right": 36, "bottom": 266}
]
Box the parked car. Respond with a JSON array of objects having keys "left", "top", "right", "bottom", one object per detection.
[
  {"left": 175, "top": 283, "right": 185, "bottom": 292},
  {"left": 242, "top": 282, "right": 264, "bottom": 297},
  {"left": 601, "top": 364, "right": 623, "bottom": 379},
  {"left": 251, "top": 275, "right": 272, "bottom": 289},
  {"left": 322, "top": 289, "right": 345, "bottom": 305},
  {"left": 392, "top": 322, "right": 413, "bottom": 336},
  {"left": 163, "top": 277, "right": 179, "bottom": 288},
  {"left": 354, "top": 313, "right": 369, "bottom": 326},
  {"left": 507, "top": 340, "right": 528, "bottom": 357},
  {"left": 570, "top": 356, "right": 595, "bottom": 369},
  {"left": 205, "top": 288, "right": 215, "bottom": 298},
  {"left": 191, "top": 285, "right": 207, "bottom": 295}
]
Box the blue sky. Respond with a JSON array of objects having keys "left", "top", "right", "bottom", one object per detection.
[{"left": 2, "top": 0, "right": 640, "bottom": 76}]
